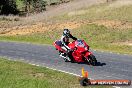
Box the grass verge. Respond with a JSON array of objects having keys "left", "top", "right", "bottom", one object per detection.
[{"left": 0, "top": 57, "right": 112, "bottom": 88}]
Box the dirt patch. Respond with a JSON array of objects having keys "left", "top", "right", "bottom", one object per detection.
[
  {"left": 92, "top": 20, "right": 132, "bottom": 29},
  {"left": 77, "top": 19, "right": 132, "bottom": 29},
  {"left": 30, "top": 72, "right": 45, "bottom": 78},
  {"left": 0, "top": 21, "right": 81, "bottom": 36},
  {"left": 0, "top": 19, "right": 132, "bottom": 36},
  {"left": 55, "top": 21, "right": 82, "bottom": 29},
  {"left": 0, "top": 23, "right": 48, "bottom": 36}
]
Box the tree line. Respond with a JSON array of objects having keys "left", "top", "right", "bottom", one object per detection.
[{"left": 0, "top": 0, "right": 46, "bottom": 15}]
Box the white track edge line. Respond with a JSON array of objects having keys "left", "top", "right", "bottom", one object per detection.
[{"left": 30, "top": 63, "right": 82, "bottom": 77}]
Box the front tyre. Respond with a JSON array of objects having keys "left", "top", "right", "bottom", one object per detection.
[
  {"left": 85, "top": 55, "right": 97, "bottom": 66},
  {"left": 89, "top": 55, "right": 97, "bottom": 66}
]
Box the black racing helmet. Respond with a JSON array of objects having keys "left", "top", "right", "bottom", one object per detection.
[{"left": 63, "top": 29, "right": 70, "bottom": 37}]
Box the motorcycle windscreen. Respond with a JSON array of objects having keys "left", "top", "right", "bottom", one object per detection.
[{"left": 75, "top": 40, "right": 85, "bottom": 47}]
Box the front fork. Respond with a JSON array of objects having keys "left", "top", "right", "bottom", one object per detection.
[
  {"left": 83, "top": 51, "right": 92, "bottom": 62},
  {"left": 84, "top": 51, "right": 92, "bottom": 58}
]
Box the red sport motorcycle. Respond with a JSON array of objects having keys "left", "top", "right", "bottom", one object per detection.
[{"left": 53, "top": 39, "right": 97, "bottom": 66}]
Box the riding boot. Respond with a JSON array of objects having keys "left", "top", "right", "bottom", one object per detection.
[{"left": 66, "top": 51, "right": 74, "bottom": 63}]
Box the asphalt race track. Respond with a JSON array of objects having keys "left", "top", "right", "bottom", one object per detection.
[{"left": 0, "top": 41, "right": 132, "bottom": 87}]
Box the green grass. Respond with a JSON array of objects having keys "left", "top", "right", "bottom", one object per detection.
[
  {"left": 16, "top": 0, "right": 25, "bottom": 11},
  {"left": 0, "top": 57, "right": 112, "bottom": 88}
]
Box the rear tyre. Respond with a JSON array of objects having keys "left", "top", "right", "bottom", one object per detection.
[{"left": 85, "top": 55, "right": 97, "bottom": 66}]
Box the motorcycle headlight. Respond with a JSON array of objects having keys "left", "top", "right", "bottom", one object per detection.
[{"left": 84, "top": 46, "right": 88, "bottom": 50}]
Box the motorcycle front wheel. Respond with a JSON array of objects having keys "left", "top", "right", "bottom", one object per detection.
[{"left": 86, "top": 55, "right": 97, "bottom": 66}]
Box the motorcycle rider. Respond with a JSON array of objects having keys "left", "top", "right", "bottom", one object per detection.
[{"left": 60, "top": 29, "right": 77, "bottom": 61}]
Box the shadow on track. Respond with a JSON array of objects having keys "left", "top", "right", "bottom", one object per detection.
[
  {"left": 77, "top": 61, "right": 106, "bottom": 66},
  {"left": 95, "top": 62, "right": 106, "bottom": 66}
]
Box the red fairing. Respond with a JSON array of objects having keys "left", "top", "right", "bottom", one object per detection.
[
  {"left": 68, "top": 40, "right": 92, "bottom": 62},
  {"left": 53, "top": 41, "right": 64, "bottom": 52},
  {"left": 68, "top": 41, "right": 76, "bottom": 50}
]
